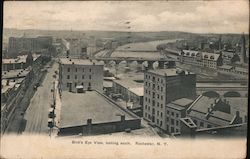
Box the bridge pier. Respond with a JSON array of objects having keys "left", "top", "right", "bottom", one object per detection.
[
  {"left": 147, "top": 61, "right": 154, "bottom": 70},
  {"left": 158, "top": 61, "right": 165, "bottom": 69},
  {"left": 165, "top": 61, "right": 176, "bottom": 68}
]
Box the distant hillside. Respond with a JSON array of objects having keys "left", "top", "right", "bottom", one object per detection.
[{"left": 3, "top": 28, "right": 248, "bottom": 47}]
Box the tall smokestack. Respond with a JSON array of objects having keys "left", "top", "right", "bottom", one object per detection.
[{"left": 240, "top": 33, "right": 247, "bottom": 63}]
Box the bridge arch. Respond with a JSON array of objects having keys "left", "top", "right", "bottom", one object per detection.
[
  {"left": 223, "top": 91, "right": 241, "bottom": 97},
  {"left": 202, "top": 91, "right": 220, "bottom": 98}
]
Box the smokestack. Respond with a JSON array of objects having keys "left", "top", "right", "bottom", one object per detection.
[{"left": 240, "top": 33, "right": 247, "bottom": 63}]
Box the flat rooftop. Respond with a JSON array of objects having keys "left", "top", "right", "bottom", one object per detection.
[
  {"left": 113, "top": 79, "right": 143, "bottom": 89},
  {"left": 2, "top": 69, "right": 31, "bottom": 79},
  {"left": 148, "top": 68, "right": 194, "bottom": 77},
  {"left": 128, "top": 87, "right": 144, "bottom": 97},
  {"left": 59, "top": 58, "right": 103, "bottom": 65},
  {"left": 60, "top": 91, "right": 138, "bottom": 128},
  {"left": 2, "top": 54, "right": 41, "bottom": 64},
  {"left": 167, "top": 98, "right": 194, "bottom": 111}
]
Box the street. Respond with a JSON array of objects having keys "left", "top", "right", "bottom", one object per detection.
[{"left": 22, "top": 61, "right": 58, "bottom": 134}]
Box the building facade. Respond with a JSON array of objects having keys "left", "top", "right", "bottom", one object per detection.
[
  {"left": 8, "top": 36, "right": 53, "bottom": 57},
  {"left": 179, "top": 50, "right": 223, "bottom": 69},
  {"left": 165, "top": 98, "right": 194, "bottom": 134},
  {"left": 143, "top": 68, "right": 196, "bottom": 131},
  {"left": 59, "top": 58, "right": 103, "bottom": 93}
]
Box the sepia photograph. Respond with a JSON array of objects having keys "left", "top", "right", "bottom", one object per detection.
[{"left": 1, "top": 0, "right": 249, "bottom": 158}]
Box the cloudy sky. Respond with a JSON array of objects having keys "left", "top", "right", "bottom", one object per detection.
[{"left": 3, "top": 1, "right": 249, "bottom": 33}]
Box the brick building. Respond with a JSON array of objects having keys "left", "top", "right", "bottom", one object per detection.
[
  {"left": 59, "top": 58, "right": 103, "bottom": 93},
  {"left": 143, "top": 68, "right": 196, "bottom": 131}
]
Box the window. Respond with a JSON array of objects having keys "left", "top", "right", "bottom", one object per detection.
[
  {"left": 176, "top": 114, "right": 179, "bottom": 118},
  {"left": 161, "top": 96, "right": 163, "bottom": 100},
  {"left": 157, "top": 102, "right": 159, "bottom": 107},
  {"left": 145, "top": 105, "right": 147, "bottom": 109},
  {"left": 166, "top": 117, "right": 169, "bottom": 122},
  {"left": 67, "top": 75, "right": 70, "bottom": 79},
  {"left": 157, "top": 111, "right": 159, "bottom": 116},
  {"left": 82, "top": 75, "right": 84, "bottom": 79},
  {"left": 89, "top": 75, "right": 91, "bottom": 79},
  {"left": 82, "top": 68, "right": 85, "bottom": 72},
  {"left": 167, "top": 110, "right": 169, "bottom": 114},
  {"left": 75, "top": 75, "right": 77, "bottom": 79},
  {"left": 67, "top": 68, "right": 70, "bottom": 72},
  {"left": 161, "top": 87, "right": 163, "bottom": 92},
  {"left": 171, "top": 127, "right": 174, "bottom": 133},
  {"left": 152, "top": 100, "right": 155, "bottom": 106},
  {"left": 153, "top": 84, "right": 155, "bottom": 89},
  {"left": 67, "top": 83, "right": 71, "bottom": 87},
  {"left": 157, "top": 119, "right": 159, "bottom": 124},
  {"left": 145, "top": 75, "right": 147, "bottom": 79},
  {"left": 75, "top": 83, "right": 77, "bottom": 87},
  {"left": 161, "top": 104, "right": 163, "bottom": 108},
  {"left": 153, "top": 92, "right": 155, "bottom": 98},
  {"left": 171, "top": 119, "right": 174, "bottom": 125},
  {"left": 75, "top": 68, "right": 77, "bottom": 72},
  {"left": 81, "top": 82, "right": 84, "bottom": 86},
  {"left": 157, "top": 94, "right": 159, "bottom": 99},
  {"left": 176, "top": 120, "right": 179, "bottom": 126},
  {"left": 160, "top": 121, "right": 162, "bottom": 126},
  {"left": 88, "top": 82, "right": 91, "bottom": 86},
  {"left": 145, "top": 97, "right": 147, "bottom": 102},
  {"left": 145, "top": 112, "right": 147, "bottom": 118},
  {"left": 207, "top": 124, "right": 212, "bottom": 128},
  {"left": 176, "top": 129, "right": 179, "bottom": 132},
  {"left": 145, "top": 82, "right": 147, "bottom": 86},
  {"left": 171, "top": 112, "right": 174, "bottom": 116},
  {"left": 89, "top": 68, "right": 92, "bottom": 72}
]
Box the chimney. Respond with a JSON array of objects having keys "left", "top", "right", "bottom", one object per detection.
[
  {"left": 121, "top": 115, "right": 125, "bottom": 122},
  {"left": 87, "top": 119, "right": 92, "bottom": 125},
  {"left": 236, "top": 111, "right": 240, "bottom": 118}
]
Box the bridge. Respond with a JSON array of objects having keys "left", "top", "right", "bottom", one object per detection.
[
  {"left": 196, "top": 82, "right": 248, "bottom": 97},
  {"left": 94, "top": 57, "right": 177, "bottom": 69}
]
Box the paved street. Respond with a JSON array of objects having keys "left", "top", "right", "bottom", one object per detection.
[{"left": 22, "top": 62, "right": 58, "bottom": 134}]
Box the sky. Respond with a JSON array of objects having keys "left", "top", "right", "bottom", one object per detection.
[{"left": 3, "top": 1, "right": 249, "bottom": 33}]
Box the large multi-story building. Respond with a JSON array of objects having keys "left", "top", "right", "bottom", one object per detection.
[
  {"left": 165, "top": 98, "right": 194, "bottom": 134},
  {"left": 143, "top": 68, "right": 196, "bottom": 131},
  {"left": 2, "top": 53, "right": 41, "bottom": 71},
  {"left": 8, "top": 36, "right": 53, "bottom": 57},
  {"left": 179, "top": 50, "right": 223, "bottom": 69},
  {"left": 59, "top": 58, "right": 103, "bottom": 93},
  {"left": 65, "top": 38, "right": 88, "bottom": 58}
]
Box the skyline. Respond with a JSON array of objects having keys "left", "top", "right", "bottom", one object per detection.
[{"left": 3, "top": 1, "right": 250, "bottom": 34}]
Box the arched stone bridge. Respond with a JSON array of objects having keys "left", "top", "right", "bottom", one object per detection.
[{"left": 94, "top": 57, "right": 177, "bottom": 69}]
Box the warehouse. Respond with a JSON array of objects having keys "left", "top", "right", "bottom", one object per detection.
[{"left": 58, "top": 90, "right": 141, "bottom": 136}]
